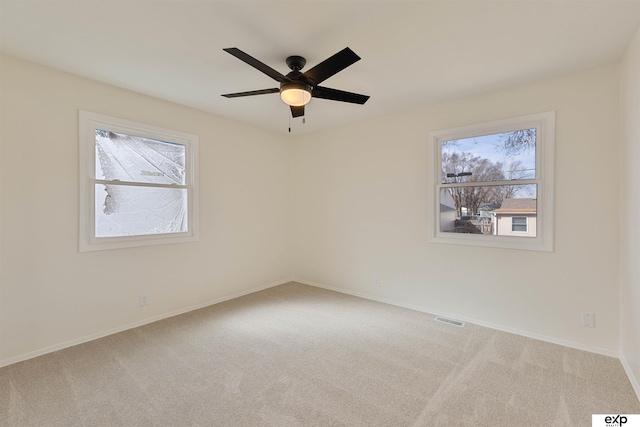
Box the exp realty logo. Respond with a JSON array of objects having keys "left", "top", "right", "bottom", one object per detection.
[
  {"left": 605, "top": 415, "right": 628, "bottom": 425},
  {"left": 593, "top": 414, "right": 640, "bottom": 427}
]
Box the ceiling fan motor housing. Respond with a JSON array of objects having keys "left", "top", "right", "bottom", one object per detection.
[
  {"left": 280, "top": 81, "right": 312, "bottom": 93},
  {"left": 285, "top": 55, "right": 306, "bottom": 71}
]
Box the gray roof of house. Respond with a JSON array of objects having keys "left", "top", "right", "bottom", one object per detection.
[{"left": 493, "top": 198, "right": 537, "bottom": 213}]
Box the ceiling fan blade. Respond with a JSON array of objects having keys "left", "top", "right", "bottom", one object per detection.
[
  {"left": 221, "top": 88, "right": 280, "bottom": 98},
  {"left": 312, "top": 86, "right": 370, "bottom": 105},
  {"left": 223, "top": 48, "right": 291, "bottom": 83},
  {"left": 303, "top": 47, "right": 361, "bottom": 85},
  {"left": 290, "top": 105, "right": 304, "bottom": 118}
]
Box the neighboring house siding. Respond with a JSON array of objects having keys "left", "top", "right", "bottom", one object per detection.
[
  {"left": 439, "top": 190, "right": 457, "bottom": 232},
  {"left": 495, "top": 214, "right": 537, "bottom": 237},
  {"left": 491, "top": 198, "right": 537, "bottom": 237},
  {"left": 440, "top": 205, "right": 457, "bottom": 232}
]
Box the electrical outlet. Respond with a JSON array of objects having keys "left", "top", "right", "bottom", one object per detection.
[
  {"left": 140, "top": 295, "right": 149, "bottom": 307},
  {"left": 374, "top": 277, "right": 380, "bottom": 287},
  {"left": 582, "top": 312, "right": 595, "bottom": 328}
]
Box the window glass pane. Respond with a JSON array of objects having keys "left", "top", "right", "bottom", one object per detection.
[
  {"left": 95, "top": 184, "right": 187, "bottom": 237},
  {"left": 95, "top": 130, "right": 185, "bottom": 185},
  {"left": 439, "top": 184, "right": 537, "bottom": 237},
  {"left": 512, "top": 217, "right": 527, "bottom": 232},
  {"left": 441, "top": 128, "right": 536, "bottom": 183}
]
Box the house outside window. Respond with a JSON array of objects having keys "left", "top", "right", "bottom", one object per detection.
[
  {"left": 427, "top": 111, "right": 554, "bottom": 252},
  {"left": 79, "top": 111, "right": 199, "bottom": 252}
]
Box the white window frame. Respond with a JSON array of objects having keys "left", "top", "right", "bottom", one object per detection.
[
  {"left": 79, "top": 110, "right": 199, "bottom": 252},
  {"left": 427, "top": 111, "right": 554, "bottom": 252}
]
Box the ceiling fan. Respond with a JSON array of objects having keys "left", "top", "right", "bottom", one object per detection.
[{"left": 221, "top": 47, "right": 370, "bottom": 118}]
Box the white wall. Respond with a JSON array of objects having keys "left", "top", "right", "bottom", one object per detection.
[
  {"left": 0, "top": 56, "right": 293, "bottom": 364},
  {"left": 620, "top": 24, "right": 640, "bottom": 396},
  {"left": 0, "top": 53, "right": 630, "bottom": 368},
  {"left": 293, "top": 64, "right": 621, "bottom": 354}
]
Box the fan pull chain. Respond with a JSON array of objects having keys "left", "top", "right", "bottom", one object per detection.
[{"left": 288, "top": 112, "right": 291, "bottom": 133}]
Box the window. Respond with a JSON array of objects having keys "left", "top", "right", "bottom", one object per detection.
[
  {"left": 427, "top": 111, "right": 554, "bottom": 251},
  {"left": 512, "top": 217, "right": 527, "bottom": 232},
  {"left": 79, "top": 111, "right": 199, "bottom": 251}
]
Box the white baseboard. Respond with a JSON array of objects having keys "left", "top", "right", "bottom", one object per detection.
[
  {"left": 293, "top": 277, "right": 620, "bottom": 359},
  {"left": 0, "top": 278, "right": 292, "bottom": 369},
  {"left": 620, "top": 354, "right": 640, "bottom": 401}
]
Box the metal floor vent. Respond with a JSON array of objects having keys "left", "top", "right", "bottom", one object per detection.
[{"left": 434, "top": 316, "right": 465, "bottom": 327}]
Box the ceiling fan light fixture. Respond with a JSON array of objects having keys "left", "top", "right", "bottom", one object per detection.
[
  {"left": 221, "top": 47, "right": 369, "bottom": 119},
  {"left": 280, "top": 82, "right": 312, "bottom": 106}
]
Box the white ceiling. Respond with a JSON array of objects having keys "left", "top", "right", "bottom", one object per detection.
[{"left": 1, "top": 1, "right": 639, "bottom": 135}]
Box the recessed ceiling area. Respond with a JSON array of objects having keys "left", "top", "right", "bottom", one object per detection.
[{"left": 1, "top": 0, "right": 639, "bottom": 135}]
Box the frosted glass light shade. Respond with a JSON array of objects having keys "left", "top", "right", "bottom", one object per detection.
[{"left": 280, "top": 85, "right": 311, "bottom": 106}]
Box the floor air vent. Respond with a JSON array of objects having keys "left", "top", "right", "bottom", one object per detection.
[{"left": 434, "top": 316, "right": 465, "bottom": 327}]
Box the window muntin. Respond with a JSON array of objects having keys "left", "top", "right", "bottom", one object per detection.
[
  {"left": 428, "top": 112, "right": 554, "bottom": 252},
  {"left": 80, "top": 111, "right": 199, "bottom": 252}
]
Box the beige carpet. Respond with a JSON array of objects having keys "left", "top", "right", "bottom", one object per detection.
[{"left": 1, "top": 282, "right": 638, "bottom": 426}]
